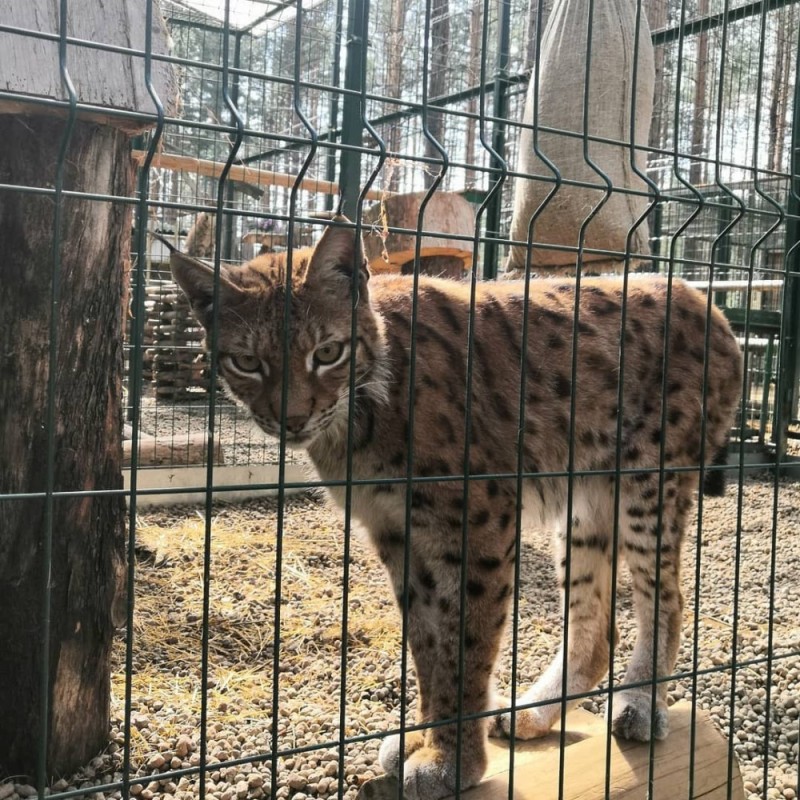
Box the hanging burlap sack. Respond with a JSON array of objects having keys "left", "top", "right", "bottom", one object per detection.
[{"left": 505, "top": 0, "right": 655, "bottom": 275}]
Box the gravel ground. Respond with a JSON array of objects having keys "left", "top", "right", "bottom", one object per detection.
[{"left": 4, "top": 402, "right": 798, "bottom": 800}]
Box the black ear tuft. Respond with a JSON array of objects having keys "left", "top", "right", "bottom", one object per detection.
[{"left": 170, "top": 251, "right": 241, "bottom": 329}]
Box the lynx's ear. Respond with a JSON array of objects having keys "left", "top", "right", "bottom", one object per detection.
[
  {"left": 305, "top": 215, "right": 370, "bottom": 294},
  {"left": 170, "top": 251, "right": 243, "bottom": 329}
]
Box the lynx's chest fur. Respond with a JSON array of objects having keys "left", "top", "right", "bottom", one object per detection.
[{"left": 172, "top": 218, "right": 742, "bottom": 800}]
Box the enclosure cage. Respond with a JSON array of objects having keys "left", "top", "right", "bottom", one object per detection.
[{"left": 1, "top": 0, "right": 800, "bottom": 799}]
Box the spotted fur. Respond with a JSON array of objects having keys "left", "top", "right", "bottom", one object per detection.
[{"left": 171, "top": 218, "right": 742, "bottom": 799}]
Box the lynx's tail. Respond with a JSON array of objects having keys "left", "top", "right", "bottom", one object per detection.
[{"left": 703, "top": 441, "right": 730, "bottom": 497}]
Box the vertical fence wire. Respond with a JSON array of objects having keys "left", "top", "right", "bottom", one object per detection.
[
  {"left": 396, "top": 0, "right": 452, "bottom": 790},
  {"left": 453, "top": 0, "right": 512, "bottom": 789},
  {"left": 558, "top": 0, "right": 615, "bottom": 790},
  {"left": 765, "top": 32, "right": 800, "bottom": 800},
  {"left": 747, "top": 4, "right": 787, "bottom": 796},
  {"left": 268, "top": 2, "right": 321, "bottom": 795},
  {"left": 37, "top": 0, "right": 79, "bottom": 793},
  {"left": 505, "top": 0, "right": 562, "bottom": 790},
  {"left": 123, "top": 4, "right": 167, "bottom": 800},
  {"left": 604, "top": 0, "right": 661, "bottom": 794},
  {"left": 784, "top": 48, "right": 800, "bottom": 800},
  {"left": 658, "top": 0, "right": 711, "bottom": 796},
  {"left": 338, "top": 5, "right": 388, "bottom": 793},
  {"left": 691, "top": 0, "right": 746, "bottom": 796},
  {"left": 198, "top": 5, "right": 245, "bottom": 798}
]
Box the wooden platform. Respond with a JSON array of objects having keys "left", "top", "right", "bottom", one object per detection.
[{"left": 357, "top": 702, "right": 744, "bottom": 800}]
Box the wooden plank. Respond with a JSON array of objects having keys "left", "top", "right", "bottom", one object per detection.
[
  {"left": 480, "top": 708, "right": 609, "bottom": 780},
  {"left": 121, "top": 463, "right": 310, "bottom": 507},
  {"left": 131, "top": 150, "right": 389, "bottom": 201},
  {"left": 357, "top": 703, "right": 744, "bottom": 800},
  {"left": 357, "top": 709, "right": 606, "bottom": 800},
  {"left": 464, "top": 703, "right": 744, "bottom": 800},
  {"left": 0, "top": 0, "right": 177, "bottom": 132}
]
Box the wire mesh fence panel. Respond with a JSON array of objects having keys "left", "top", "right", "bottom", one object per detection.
[{"left": 0, "top": 2, "right": 799, "bottom": 800}]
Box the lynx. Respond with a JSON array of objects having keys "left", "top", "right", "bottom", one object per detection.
[{"left": 171, "top": 217, "right": 742, "bottom": 799}]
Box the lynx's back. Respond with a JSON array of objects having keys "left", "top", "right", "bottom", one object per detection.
[
  {"left": 359, "top": 272, "right": 739, "bottom": 489},
  {"left": 171, "top": 219, "right": 742, "bottom": 800}
]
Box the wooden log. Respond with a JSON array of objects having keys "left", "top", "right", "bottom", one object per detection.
[
  {"left": 357, "top": 702, "right": 744, "bottom": 800},
  {"left": 0, "top": 0, "right": 175, "bottom": 780},
  {"left": 362, "top": 192, "right": 476, "bottom": 274},
  {"left": 131, "top": 150, "right": 389, "bottom": 202},
  {"left": 122, "top": 432, "right": 225, "bottom": 467},
  {"left": 0, "top": 1, "right": 177, "bottom": 133}
]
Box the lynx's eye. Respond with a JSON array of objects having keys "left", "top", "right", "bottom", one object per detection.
[
  {"left": 229, "top": 354, "right": 262, "bottom": 374},
  {"left": 313, "top": 341, "right": 344, "bottom": 366}
]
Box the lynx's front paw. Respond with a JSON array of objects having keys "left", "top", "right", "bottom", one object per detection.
[
  {"left": 609, "top": 691, "right": 669, "bottom": 741},
  {"left": 378, "top": 731, "right": 424, "bottom": 777},
  {"left": 379, "top": 736, "right": 485, "bottom": 800},
  {"left": 401, "top": 747, "right": 483, "bottom": 800}
]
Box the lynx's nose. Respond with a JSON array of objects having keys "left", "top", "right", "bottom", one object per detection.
[{"left": 284, "top": 416, "right": 308, "bottom": 434}]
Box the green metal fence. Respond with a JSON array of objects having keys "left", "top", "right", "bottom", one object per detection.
[
  {"left": 133, "top": 0, "right": 800, "bottom": 459},
  {"left": 0, "top": 0, "right": 799, "bottom": 799}
]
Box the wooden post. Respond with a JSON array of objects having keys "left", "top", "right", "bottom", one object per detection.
[
  {"left": 0, "top": 0, "right": 175, "bottom": 781},
  {"left": 357, "top": 703, "right": 745, "bottom": 800}
]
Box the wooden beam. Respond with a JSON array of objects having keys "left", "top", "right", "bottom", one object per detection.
[{"left": 131, "top": 150, "right": 390, "bottom": 202}]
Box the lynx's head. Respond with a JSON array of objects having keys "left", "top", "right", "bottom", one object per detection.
[{"left": 171, "top": 217, "right": 387, "bottom": 448}]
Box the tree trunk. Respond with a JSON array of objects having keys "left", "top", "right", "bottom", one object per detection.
[
  {"left": 0, "top": 115, "right": 128, "bottom": 780},
  {"left": 465, "top": 0, "right": 482, "bottom": 186},
  {"left": 689, "top": 0, "right": 709, "bottom": 188},
  {"left": 524, "top": 0, "right": 554, "bottom": 69},
  {"left": 767, "top": 5, "right": 795, "bottom": 173},
  {"left": 646, "top": 0, "right": 668, "bottom": 155},
  {"left": 386, "top": 0, "right": 407, "bottom": 192},
  {"left": 423, "top": 0, "right": 449, "bottom": 189}
]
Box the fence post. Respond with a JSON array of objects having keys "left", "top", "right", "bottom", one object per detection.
[
  {"left": 222, "top": 30, "right": 243, "bottom": 261},
  {"left": 482, "top": 0, "right": 512, "bottom": 279},
  {"left": 340, "top": 0, "right": 369, "bottom": 216},
  {"left": 777, "top": 47, "right": 800, "bottom": 456},
  {"left": 715, "top": 192, "right": 733, "bottom": 308},
  {"left": 325, "top": 0, "right": 347, "bottom": 210}
]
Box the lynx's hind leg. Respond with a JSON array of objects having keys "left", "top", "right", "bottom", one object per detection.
[
  {"left": 491, "top": 480, "right": 614, "bottom": 740},
  {"left": 610, "top": 473, "right": 690, "bottom": 742}
]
